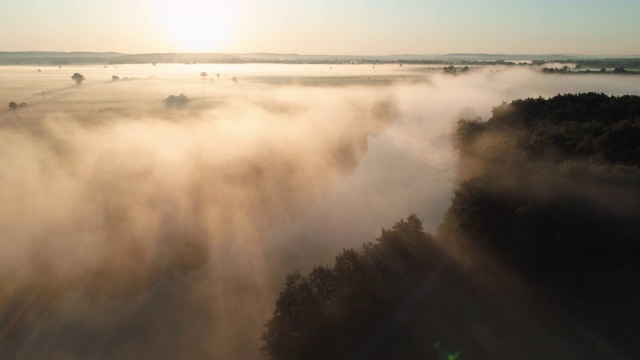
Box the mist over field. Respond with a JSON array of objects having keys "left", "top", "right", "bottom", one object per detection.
[{"left": 1, "top": 64, "right": 639, "bottom": 359}]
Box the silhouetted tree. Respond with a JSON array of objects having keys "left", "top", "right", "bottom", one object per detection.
[
  {"left": 162, "top": 93, "right": 190, "bottom": 108},
  {"left": 112, "top": 75, "right": 120, "bottom": 81},
  {"left": 71, "top": 72, "right": 85, "bottom": 85},
  {"left": 200, "top": 72, "right": 208, "bottom": 80},
  {"left": 443, "top": 65, "right": 456, "bottom": 75},
  {"left": 613, "top": 66, "right": 629, "bottom": 74},
  {"left": 8, "top": 102, "right": 17, "bottom": 110}
]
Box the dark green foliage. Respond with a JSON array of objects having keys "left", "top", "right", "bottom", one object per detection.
[
  {"left": 442, "top": 93, "right": 640, "bottom": 271},
  {"left": 482, "top": 93, "right": 640, "bottom": 164},
  {"left": 439, "top": 93, "right": 640, "bottom": 355},
  {"left": 264, "top": 93, "right": 640, "bottom": 360},
  {"left": 261, "top": 215, "right": 436, "bottom": 360}
]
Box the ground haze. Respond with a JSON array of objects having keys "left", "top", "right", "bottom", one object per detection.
[{"left": 1, "top": 63, "right": 639, "bottom": 359}]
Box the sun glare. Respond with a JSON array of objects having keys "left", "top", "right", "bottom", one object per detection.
[{"left": 157, "top": 0, "right": 236, "bottom": 52}]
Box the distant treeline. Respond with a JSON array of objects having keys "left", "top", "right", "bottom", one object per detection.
[
  {"left": 262, "top": 93, "right": 640, "bottom": 359},
  {"left": 565, "top": 58, "right": 640, "bottom": 69},
  {"left": 543, "top": 65, "right": 637, "bottom": 74},
  {"left": 2, "top": 51, "right": 639, "bottom": 67}
]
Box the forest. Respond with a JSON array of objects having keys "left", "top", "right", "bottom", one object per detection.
[{"left": 262, "top": 93, "right": 640, "bottom": 359}]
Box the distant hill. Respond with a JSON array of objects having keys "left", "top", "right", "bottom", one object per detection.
[{"left": 0, "top": 51, "right": 126, "bottom": 65}]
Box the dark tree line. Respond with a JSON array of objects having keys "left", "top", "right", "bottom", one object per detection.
[
  {"left": 439, "top": 92, "right": 640, "bottom": 355},
  {"left": 261, "top": 216, "right": 440, "bottom": 360},
  {"left": 543, "top": 66, "right": 636, "bottom": 74},
  {"left": 443, "top": 93, "right": 640, "bottom": 271},
  {"left": 263, "top": 93, "right": 640, "bottom": 359}
]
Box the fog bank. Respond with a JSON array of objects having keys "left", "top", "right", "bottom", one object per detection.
[{"left": 1, "top": 64, "right": 638, "bottom": 359}]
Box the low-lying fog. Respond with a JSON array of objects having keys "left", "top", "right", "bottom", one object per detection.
[{"left": 1, "top": 63, "right": 638, "bottom": 359}]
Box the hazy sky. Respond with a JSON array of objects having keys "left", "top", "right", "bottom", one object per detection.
[{"left": 1, "top": 0, "right": 639, "bottom": 55}]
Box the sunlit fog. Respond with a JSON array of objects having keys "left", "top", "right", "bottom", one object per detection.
[{"left": 1, "top": 63, "right": 639, "bottom": 359}]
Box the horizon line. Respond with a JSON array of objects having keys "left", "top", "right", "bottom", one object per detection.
[{"left": 2, "top": 51, "right": 640, "bottom": 58}]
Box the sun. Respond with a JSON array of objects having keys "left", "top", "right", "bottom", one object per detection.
[{"left": 157, "top": 0, "right": 236, "bottom": 52}]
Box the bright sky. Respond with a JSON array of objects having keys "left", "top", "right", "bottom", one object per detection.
[{"left": 0, "top": 0, "right": 639, "bottom": 55}]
